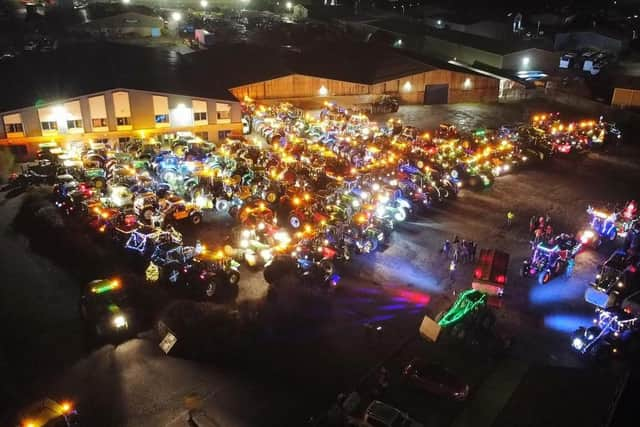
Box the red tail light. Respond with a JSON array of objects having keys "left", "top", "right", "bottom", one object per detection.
[{"left": 474, "top": 268, "right": 482, "bottom": 279}]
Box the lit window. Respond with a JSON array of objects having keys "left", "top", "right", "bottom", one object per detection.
[
  {"left": 155, "top": 114, "right": 169, "bottom": 124},
  {"left": 216, "top": 103, "right": 231, "bottom": 120},
  {"left": 92, "top": 118, "right": 107, "bottom": 128}
]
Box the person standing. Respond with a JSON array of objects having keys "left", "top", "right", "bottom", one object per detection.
[{"left": 507, "top": 211, "right": 515, "bottom": 227}]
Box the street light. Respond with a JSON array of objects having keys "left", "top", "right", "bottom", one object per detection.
[
  {"left": 122, "top": 0, "right": 130, "bottom": 4},
  {"left": 286, "top": 1, "right": 292, "bottom": 10},
  {"left": 171, "top": 11, "right": 182, "bottom": 22},
  {"left": 200, "top": 0, "right": 208, "bottom": 8}
]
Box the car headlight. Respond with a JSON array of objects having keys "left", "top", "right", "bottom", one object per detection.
[{"left": 112, "top": 314, "right": 127, "bottom": 329}]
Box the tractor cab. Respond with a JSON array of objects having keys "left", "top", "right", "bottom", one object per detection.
[{"left": 585, "top": 249, "right": 640, "bottom": 309}]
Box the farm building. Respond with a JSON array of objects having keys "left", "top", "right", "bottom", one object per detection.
[{"left": 204, "top": 42, "right": 499, "bottom": 107}]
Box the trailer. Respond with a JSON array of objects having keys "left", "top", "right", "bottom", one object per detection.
[{"left": 472, "top": 249, "right": 509, "bottom": 302}]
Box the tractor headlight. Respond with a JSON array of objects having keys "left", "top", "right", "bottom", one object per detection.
[
  {"left": 257, "top": 222, "right": 265, "bottom": 231},
  {"left": 352, "top": 200, "right": 360, "bottom": 208},
  {"left": 240, "top": 239, "right": 249, "bottom": 249},
  {"left": 360, "top": 191, "right": 369, "bottom": 200},
  {"left": 617, "top": 281, "right": 624, "bottom": 288},
  {"left": 112, "top": 314, "right": 128, "bottom": 329},
  {"left": 241, "top": 229, "right": 251, "bottom": 238},
  {"left": 245, "top": 251, "right": 257, "bottom": 265},
  {"left": 571, "top": 337, "right": 584, "bottom": 350},
  {"left": 274, "top": 231, "right": 291, "bottom": 244},
  {"left": 376, "top": 206, "right": 387, "bottom": 217},
  {"left": 260, "top": 249, "right": 273, "bottom": 262},
  {"left": 456, "top": 182, "right": 462, "bottom": 188}
]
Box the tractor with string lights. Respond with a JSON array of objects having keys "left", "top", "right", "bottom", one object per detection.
[
  {"left": 80, "top": 278, "right": 134, "bottom": 338},
  {"left": 584, "top": 249, "right": 640, "bottom": 309},
  {"left": 571, "top": 294, "right": 640, "bottom": 358},
  {"left": 522, "top": 234, "right": 582, "bottom": 284},
  {"left": 16, "top": 398, "right": 80, "bottom": 427},
  {"left": 579, "top": 201, "right": 638, "bottom": 247}
]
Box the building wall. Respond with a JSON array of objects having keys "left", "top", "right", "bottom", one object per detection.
[
  {"left": 230, "top": 71, "right": 498, "bottom": 104},
  {"left": 421, "top": 35, "right": 505, "bottom": 68},
  {"left": 611, "top": 88, "right": 640, "bottom": 108},
  {"left": 0, "top": 88, "right": 241, "bottom": 158}
]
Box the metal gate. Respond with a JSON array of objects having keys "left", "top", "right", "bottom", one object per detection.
[{"left": 424, "top": 84, "right": 449, "bottom": 105}]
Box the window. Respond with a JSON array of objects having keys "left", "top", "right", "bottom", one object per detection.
[
  {"left": 41, "top": 121, "right": 57, "bottom": 130},
  {"left": 7, "top": 123, "right": 23, "bottom": 133},
  {"left": 116, "top": 117, "right": 130, "bottom": 126},
  {"left": 216, "top": 103, "right": 231, "bottom": 121},
  {"left": 155, "top": 114, "right": 169, "bottom": 124},
  {"left": 67, "top": 119, "right": 83, "bottom": 129},
  {"left": 118, "top": 137, "right": 131, "bottom": 144},
  {"left": 195, "top": 131, "right": 208, "bottom": 140},
  {"left": 92, "top": 118, "right": 107, "bottom": 128},
  {"left": 194, "top": 111, "right": 207, "bottom": 121},
  {"left": 218, "top": 130, "right": 231, "bottom": 140}
]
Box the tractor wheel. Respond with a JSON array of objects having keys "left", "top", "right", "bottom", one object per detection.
[
  {"left": 92, "top": 177, "right": 106, "bottom": 192},
  {"left": 393, "top": 207, "right": 407, "bottom": 222},
  {"left": 538, "top": 270, "right": 551, "bottom": 285},
  {"left": 554, "top": 261, "right": 564, "bottom": 275},
  {"left": 215, "top": 199, "right": 230, "bottom": 212},
  {"left": 288, "top": 214, "right": 302, "bottom": 229},
  {"left": 362, "top": 237, "right": 378, "bottom": 254},
  {"left": 318, "top": 259, "right": 335, "bottom": 282},
  {"left": 229, "top": 206, "right": 239, "bottom": 219},
  {"left": 228, "top": 270, "right": 240, "bottom": 286},
  {"left": 204, "top": 280, "right": 218, "bottom": 299},
  {"left": 190, "top": 212, "right": 203, "bottom": 225},
  {"left": 141, "top": 207, "right": 154, "bottom": 222},
  {"left": 266, "top": 191, "right": 278, "bottom": 204}
]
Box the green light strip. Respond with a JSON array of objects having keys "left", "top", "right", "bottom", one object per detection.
[
  {"left": 92, "top": 281, "right": 119, "bottom": 294},
  {"left": 438, "top": 289, "right": 487, "bottom": 327}
]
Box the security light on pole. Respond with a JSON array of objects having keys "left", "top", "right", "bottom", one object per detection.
[
  {"left": 286, "top": 1, "right": 293, "bottom": 10},
  {"left": 171, "top": 11, "right": 182, "bottom": 22},
  {"left": 201, "top": 0, "right": 208, "bottom": 8}
]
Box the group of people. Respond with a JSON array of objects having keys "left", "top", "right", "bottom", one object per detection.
[
  {"left": 441, "top": 236, "right": 478, "bottom": 264},
  {"left": 529, "top": 213, "right": 553, "bottom": 244}
]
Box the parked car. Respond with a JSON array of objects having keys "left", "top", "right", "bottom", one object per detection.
[
  {"left": 363, "top": 401, "right": 423, "bottom": 427},
  {"left": 401, "top": 358, "right": 469, "bottom": 400}
]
